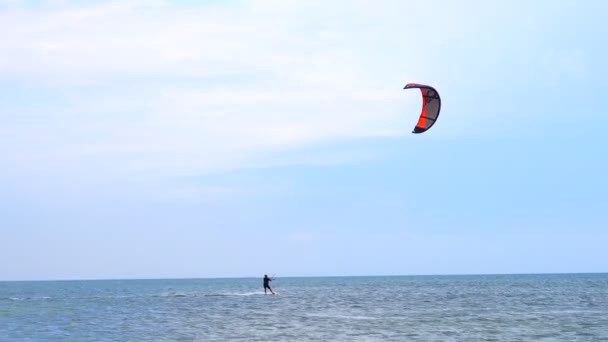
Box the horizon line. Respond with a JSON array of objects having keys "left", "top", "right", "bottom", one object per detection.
[{"left": 2, "top": 271, "right": 606, "bottom": 283}]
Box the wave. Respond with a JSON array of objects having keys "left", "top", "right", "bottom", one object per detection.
[
  {"left": 2, "top": 296, "right": 54, "bottom": 301},
  {"left": 205, "top": 291, "right": 270, "bottom": 297},
  {"left": 306, "top": 313, "right": 378, "bottom": 320},
  {"left": 2, "top": 292, "right": 277, "bottom": 301}
]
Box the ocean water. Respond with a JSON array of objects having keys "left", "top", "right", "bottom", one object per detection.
[{"left": 1, "top": 274, "right": 607, "bottom": 341}]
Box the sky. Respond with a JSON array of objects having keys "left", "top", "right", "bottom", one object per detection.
[{"left": 1, "top": 0, "right": 607, "bottom": 281}]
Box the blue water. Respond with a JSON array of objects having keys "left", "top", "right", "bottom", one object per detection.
[{"left": 1, "top": 274, "right": 607, "bottom": 341}]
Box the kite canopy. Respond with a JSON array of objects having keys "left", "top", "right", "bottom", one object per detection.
[{"left": 404, "top": 83, "right": 441, "bottom": 134}]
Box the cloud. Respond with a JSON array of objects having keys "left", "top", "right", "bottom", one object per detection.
[
  {"left": 1, "top": 0, "right": 428, "bottom": 186},
  {"left": 8, "top": 0, "right": 573, "bottom": 193},
  {"left": 0, "top": 0, "right": 23, "bottom": 6}
]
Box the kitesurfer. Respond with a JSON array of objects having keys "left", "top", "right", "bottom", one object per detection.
[{"left": 263, "top": 274, "right": 275, "bottom": 295}]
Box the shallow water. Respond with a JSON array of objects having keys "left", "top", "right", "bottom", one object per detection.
[{"left": 2, "top": 274, "right": 607, "bottom": 341}]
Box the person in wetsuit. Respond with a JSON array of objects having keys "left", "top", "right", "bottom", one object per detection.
[{"left": 263, "top": 274, "right": 275, "bottom": 295}]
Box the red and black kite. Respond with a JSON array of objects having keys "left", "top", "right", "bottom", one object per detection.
[{"left": 404, "top": 83, "right": 441, "bottom": 134}]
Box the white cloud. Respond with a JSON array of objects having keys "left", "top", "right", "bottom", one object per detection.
[
  {"left": 0, "top": 0, "right": 439, "bottom": 187},
  {"left": 0, "top": 0, "right": 22, "bottom": 6}
]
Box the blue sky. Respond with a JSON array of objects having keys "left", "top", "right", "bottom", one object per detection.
[{"left": 1, "top": 0, "right": 606, "bottom": 281}]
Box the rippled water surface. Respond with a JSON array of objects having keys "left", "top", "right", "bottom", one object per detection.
[{"left": 2, "top": 274, "right": 607, "bottom": 341}]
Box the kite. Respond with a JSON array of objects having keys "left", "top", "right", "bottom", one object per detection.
[{"left": 404, "top": 83, "right": 441, "bottom": 134}]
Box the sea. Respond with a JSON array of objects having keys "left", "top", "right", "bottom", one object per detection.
[{"left": 1, "top": 273, "right": 607, "bottom": 341}]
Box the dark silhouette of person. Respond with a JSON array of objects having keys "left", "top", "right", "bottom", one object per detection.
[{"left": 263, "top": 274, "right": 275, "bottom": 295}]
